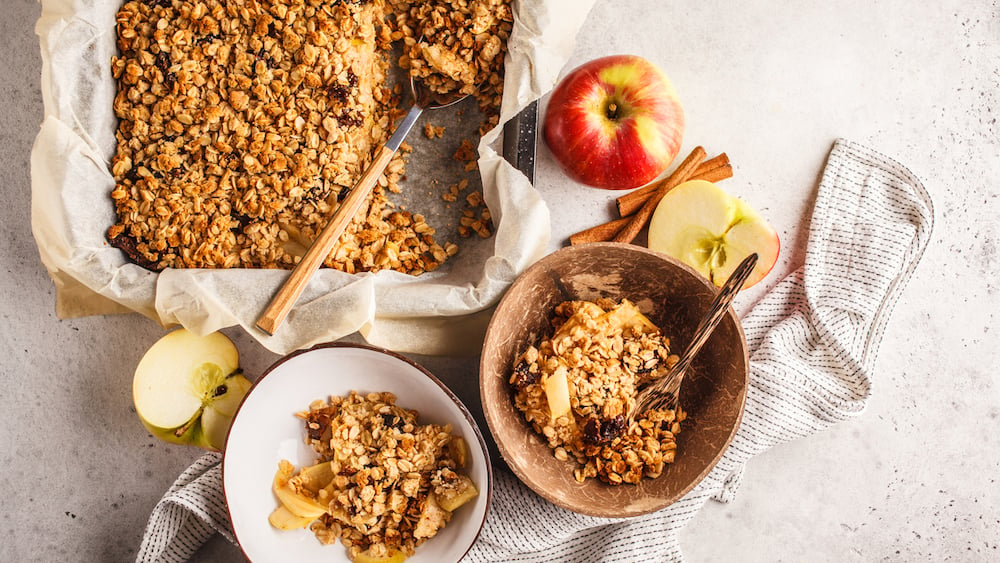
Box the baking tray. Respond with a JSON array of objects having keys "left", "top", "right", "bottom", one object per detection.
[{"left": 385, "top": 97, "right": 538, "bottom": 260}]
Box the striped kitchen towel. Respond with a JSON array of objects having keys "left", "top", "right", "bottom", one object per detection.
[{"left": 136, "top": 138, "right": 934, "bottom": 562}]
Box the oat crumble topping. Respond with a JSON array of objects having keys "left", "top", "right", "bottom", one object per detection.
[
  {"left": 108, "top": 0, "right": 511, "bottom": 274},
  {"left": 271, "top": 390, "right": 478, "bottom": 561},
  {"left": 510, "top": 298, "right": 686, "bottom": 485}
]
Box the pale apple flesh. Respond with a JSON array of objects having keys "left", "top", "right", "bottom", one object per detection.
[
  {"left": 435, "top": 474, "right": 479, "bottom": 512},
  {"left": 271, "top": 460, "right": 329, "bottom": 519},
  {"left": 544, "top": 54, "right": 685, "bottom": 190},
  {"left": 199, "top": 374, "right": 252, "bottom": 450},
  {"left": 648, "top": 180, "right": 780, "bottom": 288},
  {"left": 268, "top": 505, "right": 314, "bottom": 530},
  {"left": 354, "top": 548, "right": 407, "bottom": 563},
  {"left": 132, "top": 329, "right": 251, "bottom": 451},
  {"left": 543, "top": 368, "right": 572, "bottom": 421}
]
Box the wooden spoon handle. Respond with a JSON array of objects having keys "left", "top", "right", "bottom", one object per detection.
[{"left": 255, "top": 144, "right": 396, "bottom": 335}]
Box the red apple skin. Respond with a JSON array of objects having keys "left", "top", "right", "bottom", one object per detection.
[{"left": 543, "top": 55, "right": 685, "bottom": 190}]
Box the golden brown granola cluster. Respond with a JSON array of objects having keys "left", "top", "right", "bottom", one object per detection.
[
  {"left": 291, "top": 391, "right": 477, "bottom": 560},
  {"left": 511, "top": 299, "right": 686, "bottom": 485},
  {"left": 108, "top": 0, "right": 510, "bottom": 273}
]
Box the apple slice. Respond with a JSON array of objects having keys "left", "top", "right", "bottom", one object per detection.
[
  {"left": 543, "top": 367, "right": 572, "bottom": 421},
  {"left": 601, "top": 299, "right": 659, "bottom": 335},
  {"left": 447, "top": 436, "right": 470, "bottom": 468},
  {"left": 413, "top": 492, "right": 450, "bottom": 539},
  {"left": 273, "top": 460, "right": 329, "bottom": 519},
  {"left": 647, "top": 180, "right": 779, "bottom": 288},
  {"left": 268, "top": 505, "right": 314, "bottom": 530},
  {"left": 132, "top": 329, "right": 252, "bottom": 451},
  {"left": 353, "top": 548, "right": 408, "bottom": 563},
  {"left": 435, "top": 474, "right": 479, "bottom": 512},
  {"left": 293, "top": 461, "right": 336, "bottom": 494}
]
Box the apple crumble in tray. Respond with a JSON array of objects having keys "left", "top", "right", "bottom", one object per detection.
[{"left": 107, "top": 0, "right": 512, "bottom": 275}]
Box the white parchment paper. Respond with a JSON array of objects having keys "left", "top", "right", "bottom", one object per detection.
[{"left": 31, "top": 0, "right": 598, "bottom": 355}]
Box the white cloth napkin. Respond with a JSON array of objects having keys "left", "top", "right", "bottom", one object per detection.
[{"left": 135, "top": 138, "right": 934, "bottom": 562}]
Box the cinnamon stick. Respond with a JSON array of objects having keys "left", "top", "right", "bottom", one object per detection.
[
  {"left": 695, "top": 162, "right": 734, "bottom": 183},
  {"left": 694, "top": 152, "right": 730, "bottom": 176},
  {"left": 616, "top": 152, "right": 730, "bottom": 216},
  {"left": 611, "top": 146, "right": 706, "bottom": 244},
  {"left": 568, "top": 216, "right": 631, "bottom": 245},
  {"left": 615, "top": 163, "right": 733, "bottom": 217},
  {"left": 567, "top": 147, "right": 730, "bottom": 246}
]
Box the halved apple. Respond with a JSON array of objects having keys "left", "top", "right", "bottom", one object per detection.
[
  {"left": 132, "top": 329, "right": 252, "bottom": 451},
  {"left": 647, "top": 180, "right": 780, "bottom": 288}
]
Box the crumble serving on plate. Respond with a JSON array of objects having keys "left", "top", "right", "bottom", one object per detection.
[
  {"left": 269, "top": 391, "right": 478, "bottom": 562},
  {"left": 108, "top": 0, "right": 511, "bottom": 274},
  {"left": 510, "top": 298, "right": 686, "bottom": 485}
]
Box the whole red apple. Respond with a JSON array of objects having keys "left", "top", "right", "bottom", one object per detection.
[{"left": 543, "top": 54, "right": 685, "bottom": 190}]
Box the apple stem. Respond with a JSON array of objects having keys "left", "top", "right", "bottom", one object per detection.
[
  {"left": 173, "top": 419, "right": 194, "bottom": 437},
  {"left": 605, "top": 101, "right": 620, "bottom": 120}
]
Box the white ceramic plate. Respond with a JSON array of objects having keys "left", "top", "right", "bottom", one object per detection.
[{"left": 223, "top": 343, "right": 492, "bottom": 562}]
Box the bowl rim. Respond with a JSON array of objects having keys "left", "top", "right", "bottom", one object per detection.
[
  {"left": 222, "top": 341, "right": 494, "bottom": 562},
  {"left": 479, "top": 242, "right": 748, "bottom": 517}
]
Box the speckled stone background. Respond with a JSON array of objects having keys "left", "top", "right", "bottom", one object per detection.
[{"left": 4, "top": 0, "right": 998, "bottom": 561}]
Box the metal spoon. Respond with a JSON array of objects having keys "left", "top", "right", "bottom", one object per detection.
[
  {"left": 256, "top": 59, "right": 472, "bottom": 335},
  {"left": 631, "top": 252, "right": 759, "bottom": 418}
]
